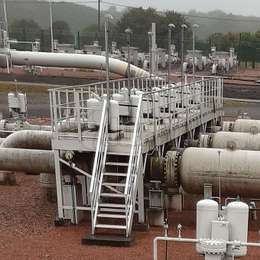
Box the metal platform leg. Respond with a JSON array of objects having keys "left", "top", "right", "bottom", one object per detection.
[
  {"left": 54, "top": 150, "right": 64, "bottom": 219},
  {"left": 137, "top": 156, "right": 145, "bottom": 223}
]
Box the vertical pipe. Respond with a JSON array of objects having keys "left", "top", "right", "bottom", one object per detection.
[
  {"left": 49, "top": 0, "right": 54, "bottom": 52},
  {"left": 168, "top": 27, "right": 172, "bottom": 84},
  {"left": 192, "top": 29, "right": 195, "bottom": 78},
  {"left": 3, "top": 0, "right": 8, "bottom": 36},
  {"left": 98, "top": 0, "right": 101, "bottom": 33}
]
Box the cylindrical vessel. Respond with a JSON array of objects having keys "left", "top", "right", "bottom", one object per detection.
[
  {"left": 180, "top": 148, "right": 260, "bottom": 197},
  {"left": 196, "top": 199, "right": 218, "bottom": 254},
  {"left": 233, "top": 119, "right": 260, "bottom": 133},
  {"left": 109, "top": 100, "right": 119, "bottom": 132},
  {"left": 87, "top": 98, "right": 102, "bottom": 130},
  {"left": 226, "top": 201, "right": 249, "bottom": 257},
  {"left": 130, "top": 94, "right": 139, "bottom": 124},
  {"left": 120, "top": 87, "right": 129, "bottom": 102},
  {"left": 223, "top": 119, "right": 260, "bottom": 133},
  {"left": 208, "top": 131, "right": 260, "bottom": 151}
]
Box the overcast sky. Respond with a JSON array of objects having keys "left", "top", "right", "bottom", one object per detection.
[{"left": 87, "top": 0, "right": 260, "bottom": 17}]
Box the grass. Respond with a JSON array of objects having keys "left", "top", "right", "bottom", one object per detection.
[{"left": 0, "top": 82, "right": 58, "bottom": 93}]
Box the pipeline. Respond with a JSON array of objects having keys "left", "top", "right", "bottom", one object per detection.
[
  {"left": 163, "top": 147, "right": 260, "bottom": 197},
  {"left": 0, "top": 50, "right": 150, "bottom": 78},
  {"left": 1, "top": 130, "right": 52, "bottom": 150},
  {"left": 0, "top": 120, "right": 52, "bottom": 132},
  {"left": 0, "top": 148, "right": 54, "bottom": 174}
]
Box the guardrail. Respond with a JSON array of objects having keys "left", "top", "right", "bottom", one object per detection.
[{"left": 89, "top": 100, "right": 108, "bottom": 235}]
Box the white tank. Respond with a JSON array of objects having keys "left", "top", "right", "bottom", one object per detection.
[
  {"left": 211, "top": 131, "right": 260, "bottom": 151},
  {"left": 130, "top": 94, "right": 140, "bottom": 124},
  {"left": 196, "top": 199, "right": 218, "bottom": 254},
  {"left": 8, "top": 92, "right": 27, "bottom": 113},
  {"left": 193, "top": 83, "right": 201, "bottom": 104},
  {"left": 212, "top": 64, "right": 217, "bottom": 74},
  {"left": 180, "top": 148, "right": 260, "bottom": 197},
  {"left": 120, "top": 87, "right": 129, "bottom": 102},
  {"left": 226, "top": 201, "right": 249, "bottom": 257},
  {"left": 112, "top": 93, "right": 125, "bottom": 103},
  {"left": 160, "top": 86, "right": 168, "bottom": 109},
  {"left": 233, "top": 119, "right": 260, "bottom": 133},
  {"left": 87, "top": 98, "right": 101, "bottom": 130},
  {"left": 182, "top": 84, "right": 191, "bottom": 107},
  {"left": 151, "top": 87, "right": 160, "bottom": 118},
  {"left": 109, "top": 100, "right": 119, "bottom": 132}
]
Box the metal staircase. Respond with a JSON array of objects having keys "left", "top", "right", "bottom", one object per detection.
[{"left": 89, "top": 95, "right": 143, "bottom": 239}]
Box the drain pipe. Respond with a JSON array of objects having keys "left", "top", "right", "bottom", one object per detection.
[
  {"left": 0, "top": 148, "right": 54, "bottom": 174},
  {"left": 1, "top": 130, "right": 52, "bottom": 150}
]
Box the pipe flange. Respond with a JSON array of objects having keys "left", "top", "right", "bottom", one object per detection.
[{"left": 164, "top": 150, "right": 180, "bottom": 188}]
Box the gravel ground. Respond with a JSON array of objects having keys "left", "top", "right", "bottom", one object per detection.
[{"left": 1, "top": 174, "right": 260, "bottom": 259}]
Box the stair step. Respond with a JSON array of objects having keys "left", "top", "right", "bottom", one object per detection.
[
  {"left": 99, "top": 203, "right": 125, "bottom": 208},
  {"left": 102, "top": 182, "right": 125, "bottom": 187},
  {"left": 106, "top": 162, "right": 129, "bottom": 167},
  {"left": 99, "top": 208, "right": 126, "bottom": 213},
  {"left": 103, "top": 172, "right": 128, "bottom": 177},
  {"left": 97, "top": 213, "right": 126, "bottom": 219},
  {"left": 100, "top": 193, "right": 125, "bottom": 198},
  {"left": 95, "top": 224, "right": 126, "bottom": 230}
]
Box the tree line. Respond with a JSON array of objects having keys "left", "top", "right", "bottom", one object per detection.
[{"left": 8, "top": 6, "right": 260, "bottom": 67}]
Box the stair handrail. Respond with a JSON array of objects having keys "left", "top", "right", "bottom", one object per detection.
[
  {"left": 124, "top": 94, "right": 143, "bottom": 236},
  {"left": 89, "top": 99, "right": 108, "bottom": 234}
]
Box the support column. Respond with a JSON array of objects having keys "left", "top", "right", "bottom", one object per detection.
[
  {"left": 54, "top": 150, "right": 64, "bottom": 219},
  {"left": 137, "top": 155, "right": 145, "bottom": 223}
]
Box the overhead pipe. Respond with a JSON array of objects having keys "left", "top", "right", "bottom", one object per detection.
[
  {"left": 1, "top": 130, "right": 52, "bottom": 150},
  {"left": 0, "top": 148, "right": 54, "bottom": 174},
  {"left": 0, "top": 50, "right": 150, "bottom": 78}
]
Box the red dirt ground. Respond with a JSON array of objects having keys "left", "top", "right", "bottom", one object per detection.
[{"left": 1, "top": 174, "right": 260, "bottom": 259}]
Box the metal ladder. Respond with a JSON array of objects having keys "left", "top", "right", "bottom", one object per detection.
[{"left": 90, "top": 95, "right": 143, "bottom": 238}]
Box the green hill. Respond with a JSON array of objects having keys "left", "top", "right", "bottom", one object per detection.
[
  {"left": 2, "top": 0, "right": 101, "bottom": 33},
  {"left": 186, "top": 10, "right": 260, "bottom": 40},
  {"left": 3, "top": 2, "right": 260, "bottom": 41}
]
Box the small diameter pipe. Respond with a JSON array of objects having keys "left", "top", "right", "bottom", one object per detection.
[{"left": 153, "top": 236, "right": 260, "bottom": 260}]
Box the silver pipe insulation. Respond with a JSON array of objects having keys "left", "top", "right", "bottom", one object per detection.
[
  {"left": 1, "top": 130, "right": 52, "bottom": 150},
  {"left": 0, "top": 50, "right": 150, "bottom": 78},
  {"left": 0, "top": 120, "right": 52, "bottom": 132},
  {"left": 0, "top": 148, "right": 54, "bottom": 174}
]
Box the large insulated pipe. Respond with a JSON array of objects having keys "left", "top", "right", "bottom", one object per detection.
[
  {"left": 179, "top": 148, "right": 260, "bottom": 197},
  {"left": 0, "top": 50, "right": 150, "bottom": 78},
  {"left": 0, "top": 120, "right": 52, "bottom": 132},
  {"left": 1, "top": 130, "right": 52, "bottom": 150},
  {"left": 223, "top": 119, "right": 260, "bottom": 133},
  {"left": 0, "top": 148, "right": 54, "bottom": 173},
  {"left": 199, "top": 131, "right": 260, "bottom": 151}
]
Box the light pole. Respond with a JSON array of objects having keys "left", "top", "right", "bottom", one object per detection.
[
  {"left": 125, "top": 27, "right": 132, "bottom": 100},
  {"left": 181, "top": 24, "right": 187, "bottom": 83},
  {"left": 168, "top": 23, "right": 175, "bottom": 84},
  {"left": 148, "top": 31, "right": 153, "bottom": 91},
  {"left": 192, "top": 24, "right": 199, "bottom": 78},
  {"left": 49, "top": 0, "right": 54, "bottom": 52},
  {"left": 105, "top": 14, "right": 113, "bottom": 125},
  {"left": 3, "top": 0, "right": 8, "bottom": 36}
]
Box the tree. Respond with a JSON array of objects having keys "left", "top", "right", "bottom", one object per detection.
[
  {"left": 114, "top": 8, "right": 191, "bottom": 52},
  {"left": 52, "top": 21, "right": 73, "bottom": 43},
  {"left": 9, "top": 19, "right": 41, "bottom": 42}
]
